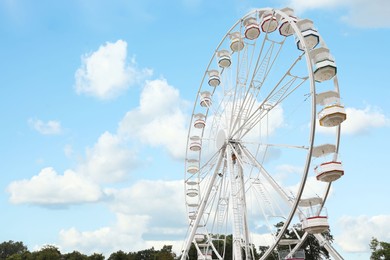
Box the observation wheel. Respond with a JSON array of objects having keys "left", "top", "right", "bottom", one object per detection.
[{"left": 181, "top": 7, "right": 346, "bottom": 260}]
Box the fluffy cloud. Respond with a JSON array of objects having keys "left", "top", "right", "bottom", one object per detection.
[
  {"left": 28, "top": 118, "right": 62, "bottom": 135},
  {"left": 119, "top": 78, "right": 189, "bottom": 159},
  {"left": 106, "top": 180, "right": 186, "bottom": 227},
  {"left": 7, "top": 131, "right": 138, "bottom": 205},
  {"left": 287, "top": 0, "right": 390, "bottom": 28},
  {"left": 77, "top": 131, "right": 138, "bottom": 184},
  {"left": 337, "top": 215, "right": 390, "bottom": 252},
  {"left": 59, "top": 213, "right": 151, "bottom": 255},
  {"left": 342, "top": 106, "right": 390, "bottom": 134},
  {"left": 59, "top": 180, "right": 187, "bottom": 256},
  {"left": 316, "top": 106, "right": 390, "bottom": 135},
  {"left": 75, "top": 40, "right": 152, "bottom": 99},
  {"left": 7, "top": 167, "right": 104, "bottom": 205}
]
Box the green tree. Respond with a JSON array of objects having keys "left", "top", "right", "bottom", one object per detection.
[
  {"left": 32, "top": 245, "right": 61, "bottom": 260},
  {"left": 108, "top": 250, "right": 129, "bottom": 260},
  {"left": 62, "top": 250, "right": 88, "bottom": 260},
  {"left": 370, "top": 237, "right": 390, "bottom": 260},
  {"left": 87, "top": 253, "right": 105, "bottom": 260},
  {"left": 0, "top": 241, "right": 28, "bottom": 259},
  {"left": 155, "top": 245, "right": 175, "bottom": 260}
]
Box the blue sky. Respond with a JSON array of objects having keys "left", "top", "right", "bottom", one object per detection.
[{"left": 1, "top": 0, "right": 389, "bottom": 259}]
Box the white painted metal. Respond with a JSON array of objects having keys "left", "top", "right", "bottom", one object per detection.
[{"left": 182, "top": 7, "right": 345, "bottom": 260}]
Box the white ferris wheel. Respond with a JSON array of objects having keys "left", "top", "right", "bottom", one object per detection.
[{"left": 181, "top": 7, "right": 346, "bottom": 260}]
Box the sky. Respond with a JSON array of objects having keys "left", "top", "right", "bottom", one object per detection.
[{"left": 0, "top": 0, "right": 389, "bottom": 259}]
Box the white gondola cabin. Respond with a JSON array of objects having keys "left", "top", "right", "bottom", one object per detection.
[
  {"left": 296, "top": 19, "right": 319, "bottom": 51},
  {"left": 310, "top": 47, "right": 337, "bottom": 82},
  {"left": 317, "top": 91, "right": 347, "bottom": 127},
  {"left": 189, "top": 136, "right": 202, "bottom": 151},
  {"left": 244, "top": 17, "right": 260, "bottom": 40},
  {"left": 315, "top": 161, "right": 344, "bottom": 182},
  {"left": 217, "top": 49, "right": 231, "bottom": 68},
  {"left": 312, "top": 144, "right": 344, "bottom": 182},
  {"left": 187, "top": 159, "right": 199, "bottom": 174},
  {"left": 208, "top": 69, "right": 220, "bottom": 87},
  {"left": 188, "top": 211, "right": 196, "bottom": 220},
  {"left": 299, "top": 197, "right": 329, "bottom": 234},
  {"left": 197, "top": 244, "right": 212, "bottom": 260},
  {"left": 200, "top": 91, "right": 212, "bottom": 107},
  {"left": 279, "top": 7, "right": 297, "bottom": 37},
  {"left": 194, "top": 234, "right": 205, "bottom": 243},
  {"left": 260, "top": 10, "right": 279, "bottom": 32},
  {"left": 187, "top": 188, "right": 198, "bottom": 197},
  {"left": 193, "top": 113, "right": 206, "bottom": 129},
  {"left": 230, "top": 32, "right": 244, "bottom": 52}
]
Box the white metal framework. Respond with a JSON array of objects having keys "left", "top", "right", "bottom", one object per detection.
[{"left": 181, "top": 7, "right": 346, "bottom": 260}]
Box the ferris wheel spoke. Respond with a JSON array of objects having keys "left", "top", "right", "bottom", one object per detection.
[
  {"left": 239, "top": 143, "right": 293, "bottom": 205},
  {"left": 230, "top": 53, "right": 307, "bottom": 140},
  {"left": 241, "top": 141, "right": 309, "bottom": 151},
  {"left": 229, "top": 37, "right": 286, "bottom": 137}
]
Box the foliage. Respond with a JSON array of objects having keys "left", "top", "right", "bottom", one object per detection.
[
  {"left": 31, "top": 245, "right": 61, "bottom": 260},
  {"left": 62, "top": 250, "right": 89, "bottom": 259},
  {"left": 108, "top": 246, "right": 176, "bottom": 260},
  {"left": 0, "top": 241, "right": 175, "bottom": 260},
  {"left": 0, "top": 241, "right": 27, "bottom": 259},
  {"left": 370, "top": 237, "right": 390, "bottom": 260}
]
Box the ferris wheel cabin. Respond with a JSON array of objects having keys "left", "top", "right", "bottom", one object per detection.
[
  {"left": 279, "top": 7, "right": 297, "bottom": 37},
  {"left": 217, "top": 49, "right": 231, "bottom": 68},
  {"left": 193, "top": 113, "right": 206, "bottom": 129},
  {"left": 313, "top": 144, "right": 344, "bottom": 182},
  {"left": 299, "top": 197, "right": 329, "bottom": 234},
  {"left": 186, "top": 159, "right": 199, "bottom": 174},
  {"left": 230, "top": 32, "right": 245, "bottom": 52},
  {"left": 244, "top": 17, "right": 260, "bottom": 40},
  {"left": 200, "top": 91, "right": 212, "bottom": 107},
  {"left": 189, "top": 136, "right": 202, "bottom": 151},
  {"left": 207, "top": 69, "right": 220, "bottom": 87},
  {"left": 296, "top": 19, "right": 319, "bottom": 51},
  {"left": 316, "top": 91, "right": 347, "bottom": 127},
  {"left": 260, "top": 10, "right": 279, "bottom": 32}
]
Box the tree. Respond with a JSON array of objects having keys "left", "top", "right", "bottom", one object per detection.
[
  {"left": 370, "top": 237, "right": 390, "bottom": 260},
  {"left": 87, "top": 253, "right": 105, "bottom": 260},
  {"left": 32, "top": 245, "right": 61, "bottom": 260},
  {"left": 0, "top": 241, "right": 27, "bottom": 259},
  {"left": 62, "top": 250, "right": 88, "bottom": 260},
  {"left": 108, "top": 250, "right": 129, "bottom": 260},
  {"left": 154, "top": 245, "right": 175, "bottom": 260}
]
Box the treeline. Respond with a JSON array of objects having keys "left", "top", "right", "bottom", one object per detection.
[{"left": 0, "top": 241, "right": 176, "bottom": 260}]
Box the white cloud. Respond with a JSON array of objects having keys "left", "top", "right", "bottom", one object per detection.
[
  {"left": 315, "top": 106, "right": 389, "bottom": 135},
  {"left": 287, "top": 0, "right": 343, "bottom": 11},
  {"left": 7, "top": 131, "right": 138, "bottom": 205},
  {"left": 118, "top": 78, "right": 189, "bottom": 159},
  {"left": 7, "top": 167, "right": 104, "bottom": 205},
  {"left": 337, "top": 215, "right": 390, "bottom": 252},
  {"left": 59, "top": 180, "right": 187, "bottom": 256},
  {"left": 9, "top": 77, "right": 189, "bottom": 205},
  {"left": 106, "top": 180, "right": 186, "bottom": 226},
  {"left": 59, "top": 213, "right": 151, "bottom": 255},
  {"left": 75, "top": 39, "right": 152, "bottom": 100},
  {"left": 28, "top": 118, "right": 62, "bottom": 135},
  {"left": 77, "top": 131, "right": 138, "bottom": 184},
  {"left": 287, "top": 0, "right": 390, "bottom": 28}
]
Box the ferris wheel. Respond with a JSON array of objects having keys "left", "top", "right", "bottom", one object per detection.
[{"left": 181, "top": 7, "right": 346, "bottom": 260}]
